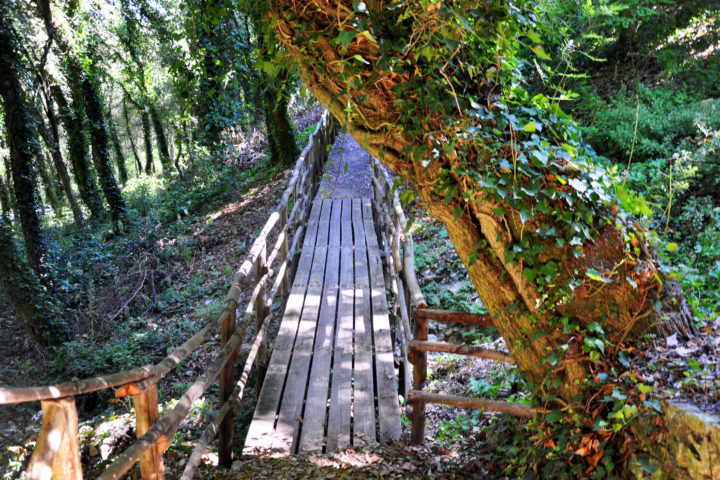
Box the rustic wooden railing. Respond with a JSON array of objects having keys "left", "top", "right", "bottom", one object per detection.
[
  {"left": 0, "top": 111, "right": 338, "bottom": 480},
  {"left": 369, "top": 158, "right": 539, "bottom": 446}
]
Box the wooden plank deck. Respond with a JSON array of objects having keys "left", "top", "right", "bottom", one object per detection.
[{"left": 243, "top": 198, "right": 401, "bottom": 455}]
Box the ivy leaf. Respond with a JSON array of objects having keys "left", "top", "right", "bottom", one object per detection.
[
  {"left": 666, "top": 242, "right": 678, "bottom": 253},
  {"left": 334, "top": 30, "right": 357, "bottom": 52},
  {"left": 586, "top": 268, "right": 611, "bottom": 283},
  {"left": 523, "top": 121, "right": 536, "bottom": 133},
  {"left": 527, "top": 30, "right": 542, "bottom": 43},
  {"left": 530, "top": 45, "right": 552, "bottom": 60},
  {"left": 587, "top": 322, "right": 604, "bottom": 335},
  {"left": 545, "top": 409, "right": 563, "bottom": 423}
]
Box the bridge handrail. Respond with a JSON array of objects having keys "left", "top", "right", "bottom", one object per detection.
[
  {"left": 368, "top": 159, "right": 539, "bottom": 446},
  {"left": 1, "top": 110, "right": 338, "bottom": 480}
]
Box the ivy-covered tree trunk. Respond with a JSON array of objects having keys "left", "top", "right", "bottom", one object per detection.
[
  {"left": 81, "top": 76, "right": 126, "bottom": 225},
  {"left": 107, "top": 108, "right": 128, "bottom": 184},
  {"left": 271, "top": 0, "right": 692, "bottom": 400},
  {"left": 0, "top": 217, "right": 70, "bottom": 347},
  {"left": 141, "top": 108, "right": 154, "bottom": 174},
  {"left": 52, "top": 77, "right": 105, "bottom": 219},
  {"left": 149, "top": 104, "right": 171, "bottom": 171},
  {"left": 0, "top": 15, "right": 52, "bottom": 280},
  {"left": 122, "top": 94, "right": 143, "bottom": 174},
  {"left": 262, "top": 71, "right": 299, "bottom": 166}
]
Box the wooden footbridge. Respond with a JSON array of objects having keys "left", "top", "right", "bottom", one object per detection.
[{"left": 0, "top": 111, "right": 532, "bottom": 480}]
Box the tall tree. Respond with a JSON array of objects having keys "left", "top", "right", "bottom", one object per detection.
[
  {"left": 0, "top": 6, "right": 53, "bottom": 279},
  {"left": 106, "top": 100, "right": 128, "bottom": 184},
  {"left": 271, "top": 0, "right": 692, "bottom": 404}
]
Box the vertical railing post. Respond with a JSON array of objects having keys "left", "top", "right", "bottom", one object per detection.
[
  {"left": 26, "top": 397, "right": 83, "bottom": 480},
  {"left": 218, "top": 303, "right": 237, "bottom": 467},
  {"left": 411, "top": 311, "right": 428, "bottom": 444},
  {"left": 134, "top": 385, "right": 165, "bottom": 480},
  {"left": 280, "top": 205, "right": 290, "bottom": 299},
  {"left": 255, "top": 243, "right": 268, "bottom": 397}
]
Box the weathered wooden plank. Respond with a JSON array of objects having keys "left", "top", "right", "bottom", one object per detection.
[
  {"left": 363, "top": 200, "right": 402, "bottom": 444},
  {"left": 243, "top": 200, "right": 324, "bottom": 454},
  {"left": 326, "top": 200, "right": 354, "bottom": 451},
  {"left": 298, "top": 200, "right": 343, "bottom": 452},
  {"left": 271, "top": 201, "right": 332, "bottom": 453},
  {"left": 351, "top": 199, "right": 376, "bottom": 446},
  {"left": 135, "top": 385, "right": 165, "bottom": 480}
]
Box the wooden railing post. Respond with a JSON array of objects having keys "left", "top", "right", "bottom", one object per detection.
[
  {"left": 411, "top": 312, "right": 428, "bottom": 444},
  {"left": 280, "top": 206, "right": 290, "bottom": 299},
  {"left": 134, "top": 385, "right": 165, "bottom": 480},
  {"left": 218, "top": 304, "right": 237, "bottom": 467},
  {"left": 255, "top": 244, "right": 268, "bottom": 396},
  {"left": 26, "top": 397, "right": 83, "bottom": 480}
]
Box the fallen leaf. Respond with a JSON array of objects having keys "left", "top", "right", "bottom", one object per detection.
[{"left": 666, "top": 333, "right": 678, "bottom": 347}]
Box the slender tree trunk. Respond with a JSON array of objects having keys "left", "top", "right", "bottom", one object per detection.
[
  {"left": 0, "top": 17, "right": 52, "bottom": 280},
  {"left": 0, "top": 160, "right": 11, "bottom": 222},
  {"left": 52, "top": 78, "right": 105, "bottom": 219},
  {"left": 140, "top": 108, "right": 153, "bottom": 174},
  {"left": 149, "top": 104, "right": 171, "bottom": 171},
  {"left": 38, "top": 153, "right": 61, "bottom": 217},
  {"left": 107, "top": 110, "right": 128, "bottom": 184},
  {"left": 36, "top": 88, "right": 84, "bottom": 228},
  {"left": 122, "top": 94, "right": 142, "bottom": 174},
  {"left": 81, "top": 76, "right": 126, "bottom": 225},
  {"left": 0, "top": 217, "right": 70, "bottom": 347}
]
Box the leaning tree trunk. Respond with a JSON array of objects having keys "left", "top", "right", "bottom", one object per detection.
[
  {"left": 81, "top": 76, "right": 126, "bottom": 225},
  {"left": 0, "top": 217, "right": 70, "bottom": 347},
  {"left": 271, "top": 0, "right": 692, "bottom": 398},
  {"left": 0, "top": 15, "right": 52, "bottom": 281}
]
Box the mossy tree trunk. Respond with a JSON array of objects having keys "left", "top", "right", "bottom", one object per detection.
[
  {"left": 271, "top": 0, "right": 692, "bottom": 399},
  {"left": 0, "top": 13, "right": 52, "bottom": 280}
]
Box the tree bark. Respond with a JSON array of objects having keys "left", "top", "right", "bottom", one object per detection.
[
  {"left": 149, "top": 104, "right": 171, "bottom": 171},
  {"left": 81, "top": 75, "right": 126, "bottom": 225},
  {"left": 107, "top": 106, "right": 129, "bottom": 184},
  {"left": 0, "top": 13, "right": 52, "bottom": 280},
  {"left": 271, "top": 0, "right": 692, "bottom": 397},
  {"left": 141, "top": 108, "right": 154, "bottom": 174}
]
